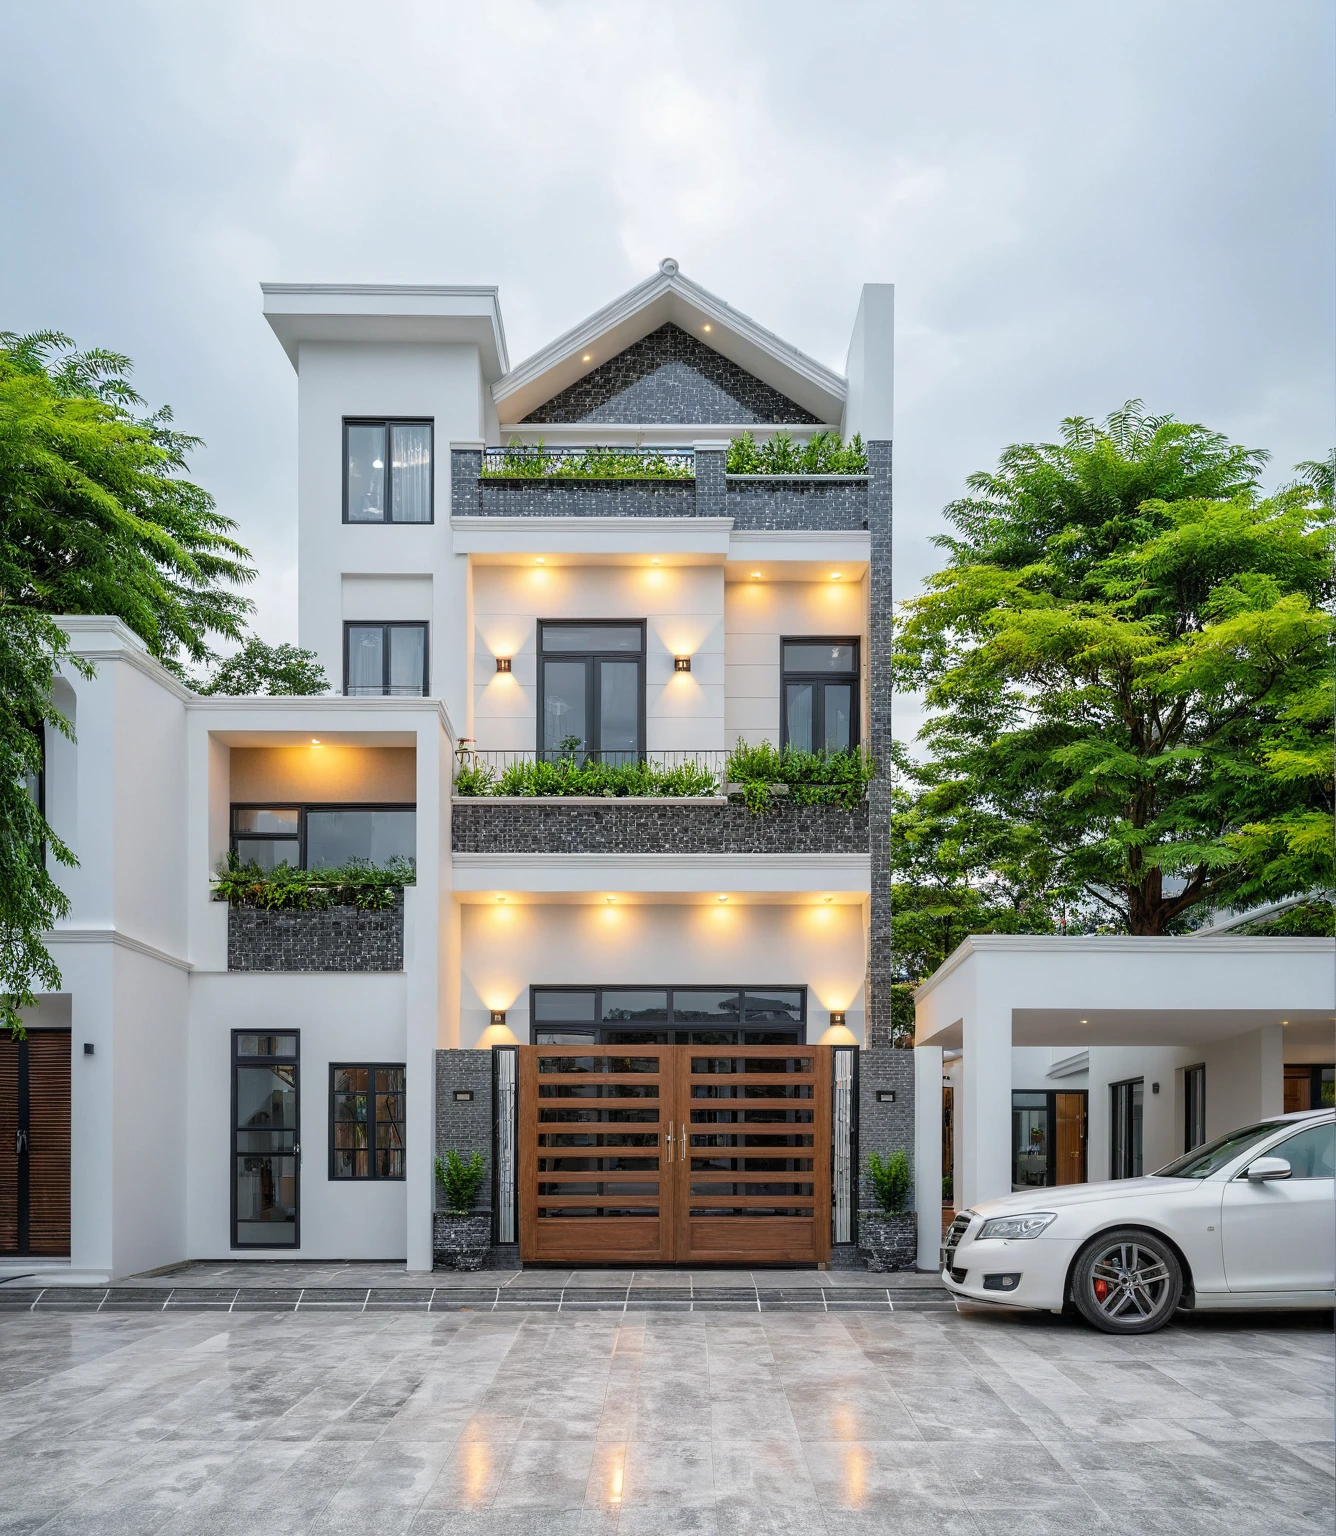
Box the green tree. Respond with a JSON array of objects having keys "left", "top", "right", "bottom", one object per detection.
[
  {"left": 196, "top": 637, "right": 328, "bottom": 696},
  {"left": 0, "top": 331, "right": 256, "bottom": 1031},
  {"left": 893, "top": 404, "right": 1334, "bottom": 936}
]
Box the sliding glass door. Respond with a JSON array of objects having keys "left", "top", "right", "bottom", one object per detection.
[
  {"left": 1110, "top": 1079, "right": 1144, "bottom": 1180},
  {"left": 232, "top": 1033, "right": 299, "bottom": 1247}
]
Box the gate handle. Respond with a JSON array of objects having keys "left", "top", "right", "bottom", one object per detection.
[
  {"left": 665, "top": 1122, "right": 674, "bottom": 1162},
  {"left": 680, "top": 1125, "right": 687, "bottom": 1163},
  {"left": 15, "top": 1129, "right": 28, "bottom": 1156}
]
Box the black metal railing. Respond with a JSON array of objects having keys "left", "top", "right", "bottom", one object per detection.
[
  {"left": 481, "top": 445, "right": 695, "bottom": 480},
  {"left": 344, "top": 684, "right": 428, "bottom": 698}
]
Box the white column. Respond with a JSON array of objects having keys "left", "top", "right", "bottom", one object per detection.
[
  {"left": 960, "top": 997, "right": 1013, "bottom": 1209},
  {"left": 914, "top": 1045, "right": 943, "bottom": 1270}
]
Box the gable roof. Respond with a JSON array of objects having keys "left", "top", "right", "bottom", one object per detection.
[{"left": 493, "top": 259, "right": 846, "bottom": 426}]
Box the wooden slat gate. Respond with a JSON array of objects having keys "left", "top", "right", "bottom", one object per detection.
[
  {"left": 0, "top": 1030, "right": 71, "bottom": 1257},
  {"left": 518, "top": 1044, "right": 831, "bottom": 1266}
]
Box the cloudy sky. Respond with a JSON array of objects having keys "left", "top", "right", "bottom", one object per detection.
[{"left": 4, "top": 1, "right": 1331, "bottom": 735}]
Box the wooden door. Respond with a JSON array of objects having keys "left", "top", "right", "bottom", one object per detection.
[
  {"left": 1054, "top": 1092, "right": 1087, "bottom": 1186},
  {"left": 519, "top": 1044, "right": 677, "bottom": 1264},
  {"left": 674, "top": 1044, "right": 830, "bottom": 1265},
  {"left": 0, "top": 1031, "right": 71, "bottom": 1257}
]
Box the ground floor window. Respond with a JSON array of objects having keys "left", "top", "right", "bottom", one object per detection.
[
  {"left": 233, "top": 1033, "right": 299, "bottom": 1248},
  {"left": 330, "top": 1065, "right": 406, "bottom": 1180},
  {"left": 530, "top": 986, "right": 806, "bottom": 1045},
  {"left": 1284, "top": 1063, "right": 1335, "bottom": 1113},
  {"left": 1110, "top": 1078, "right": 1144, "bottom": 1180},
  {"left": 1011, "top": 1091, "right": 1088, "bottom": 1188},
  {"left": 1184, "top": 1064, "right": 1206, "bottom": 1152}
]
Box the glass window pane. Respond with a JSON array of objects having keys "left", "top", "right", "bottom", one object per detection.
[
  {"left": 233, "top": 838, "right": 299, "bottom": 872},
  {"left": 783, "top": 643, "right": 855, "bottom": 673},
  {"left": 233, "top": 808, "right": 300, "bottom": 834},
  {"left": 237, "top": 1065, "right": 297, "bottom": 1129},
  {"left": 823, "top": 683, "right": 853, "bottom": 752},
  {"left": 306, "top": 809, "right": 416, "bottom": 870},
  {"left": 534, "top": 992, "right": 597, "bottom": 1022},
  {"left": 347, "top": 424, "right": 386, "bottom": 522},
  {"left": 599, "top": 661, "right": 640, "bottom": 759},
  {"left": 390, "top": 424, "right": 431, "bottom": 522},
  {"left": 744, "top": 991, "right": 804, "bottom": 1025},
  {"left": 602, "top": 991, "right": 668, "bottom": 1023},
  {"left": 1271, "top": 1123, "right": 1335, "bottom": 1179},
  {"left": 333, "top": 1067, "right": 368, "bottom": 1094},
  {"left": 536, "top": 1030, "right": 597, "bottom": 1045},
  {"left": 376, "top": 1067, "right": 406, "bottom": 1094},
  {"left": 543, "top": 660, "right": 587, "bottom": 754},
  {"left": 389, "top": 626, "right": 426, "bottom": 695},
  {"left": 235, "top": 1154, "right": 297, "bottom": 1241},
  {"left": 237, "top": 1034, "right": 297, "bottom": 1059},
  {"left": 542, "top": 626, "right": 642, "bottom": 652},
  {"left": 786, "top": 684, "right": 813, "bottom": 752},
  {"left": 671, "top": 991, "right": 742, "bottom": 1025},
  {"left": 347, "top": 626, "right": 384, "bottom": 695}
]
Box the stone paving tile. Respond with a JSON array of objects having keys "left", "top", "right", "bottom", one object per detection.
[{"left": 0, "top": 1308, "right": 1329, "bottom": 1535}]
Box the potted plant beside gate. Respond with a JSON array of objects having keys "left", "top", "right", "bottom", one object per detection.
[
  {"left": 859, "top": 1149, "right": 916, "bottom": 1272},
  {"left": 433, "top": 1150, "right": 490, "bottom": 1271}
]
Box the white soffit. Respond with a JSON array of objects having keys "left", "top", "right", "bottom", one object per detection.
[
  {"left": 261, "top": 284, "right": 509, "bottom": 380},
  {"left": 493, "top": 259, "right": 847, "bottom": 426}
]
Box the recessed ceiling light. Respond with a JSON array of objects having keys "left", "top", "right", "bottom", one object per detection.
[
  {"left": 606, "top": 895, "right": 617, "bottom": 904},
  {"left": 1079, "top": 1018, "right": 1088, "bottom": 1024},
  {"left": 535, "top": 557, "right": 544, "bottom": 565},
  {"left": 496, "top": 895, "right": 507, "bottom": 904},
  {"left": 830, "top": 572, "right": 842, "bottom": 580},
  {"left": 702, "top": 323, "right": 712, "bottom": 332},
  {"left": 310, "top": 738, "right": 321, "bottom": 745},
  {"left": 717, "top": 894, "right": 728, "bottom": 903},
  {"left": 372, "top": 459, "right": 383, "bottom": 469},
  {"left": 582, "top": 353, "right": 592, "bottom": 363},
  {"left": 651, "top": 557, "right": 660, "bottom": 565},
  {"left": 823, "top": 896, "right": 833, "bottom": 904},
  {"left": 750, "top": 572, "right": 761, "bottom": 580}
]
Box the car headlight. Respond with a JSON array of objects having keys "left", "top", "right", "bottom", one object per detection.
[{"left": 977, "top": 1213, "right": 1057, "bottom": 1241}]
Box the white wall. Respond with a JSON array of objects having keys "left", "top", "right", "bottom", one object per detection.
[
  {"left": 842, "top": 283, "right": 894, "bottom": 442},
  {"left": 725, "top": 577, "right": 868, "bottom": 747},
  {"left": 458, "top": 900, "right": 867, "bottom": 1046},
  {"left": 471, "top": 563, "right": 725, "bottom": 754}
]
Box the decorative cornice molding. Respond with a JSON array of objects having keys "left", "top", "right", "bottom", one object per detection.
[{"left": 43, "top": 927, "right": 193, "bottom": 972}]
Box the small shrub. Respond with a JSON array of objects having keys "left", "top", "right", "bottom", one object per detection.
[
  {"left": 942, "top": 1173, "right": 954, "bottom": 1204},
  {"left": 727, "top": 430, "right": 867, "bottom": 476},
  {"left": 867, "top": 1150, "right": 911, "bottom": 1216},
  {"left": 212, "top": 853, "right": 414, "bottom": 911},
  {"left": 435, "top": 1149, "right": 487, "bottom": 1214},
  {"left": 725, "top": 738, "right": 874, "bottom": 813},
  {"left": 452, "top": 761, "right": 496, "bottom": 797},
  {"left": 482, "top": 438, "right": 693, "bottom": 481},
  {"left": 460, "top": 750, "right": 717, "bottom": 798}
]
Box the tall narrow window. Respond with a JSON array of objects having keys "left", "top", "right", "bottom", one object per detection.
[
  {"left": 1184, "top": 1065, "right": 1206, "bottom": 1153},
  {"left": 781, "top": 640, "right": 859, "bottom": 752},
  {"left": 537, "top": 622, "right": 645, "bottom": 762},
  {"left": 233, "top": 1033, "right": 299, "bottom": 1247},
  {"left": 344, "top": 622, "right": 428, "bottom": 696},
  {"left": 1110, "top": 1079, "right": 1143, "bottom": 1180},
  {"left": 344, "top": 420, "right": 433, "bottom": 523},
  {"left": 330, "top": 1065, "right": 405, "bottom": 1180}
]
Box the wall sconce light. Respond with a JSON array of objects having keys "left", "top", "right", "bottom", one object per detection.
[
  {"left": 829, "top": 1011, "right": 846, "bottom": 1029},
  {"left": 453, "top": 1089, "right": 474, "bottom": 1102},
  {"left": 674, "top": 656, "right": 691, "bottom": 673},
  {"left": 490, "top": 1010, "right": 507, "bottom": 1029},
  {"left": 496, "top": 656, "right": 511, "bottom": 673}
]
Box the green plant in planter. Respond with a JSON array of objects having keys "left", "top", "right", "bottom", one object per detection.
[
  {"left": 212, "top": 853, "right": 414, "bottom": 910},
  {"left": 727, "top": 430, "right": 868, "bottom": 475},
  {"left": 867, "top": 1150, "right": 911, "bottom": 1216},
  {"left": 435, "top": 1149, "right": 486, "bottom": 1214},
  {"left": 725, "top": 739, "right": 874, "bottom": 813}
]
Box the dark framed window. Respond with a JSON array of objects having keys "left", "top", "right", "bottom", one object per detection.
[
  {"left": 344, "top": 419, "right": 433, "bottom": 523},
  {"left": 230, "top": 804, "right": 415, "bottom": 871},
  {"left": 330, "top": 1064, "right": 406, "bottom": 1179},
  {"left": 1110, "top": 1079, "right": 1144, "bottom": 1180},
  {"left": 529, "top": 986, "right": 807, "bottom": 1046},
  {"left": 1012, "top": 1091, "right": 1088, "bottom": 1188},
  {"left": 344, "top": 622, "right": 428, "bottom": 697},
  {"left": 232, "top": 1032, "right": 299, "bottom": 1248},
  {"left": 781, "top": 639, "right": 859, "bottom": 753},
  {"left": 1284, "top": 1063, "right": 1336, "bottom": 1113},
  {"left": 1184, "top": 1065, "right": 1206, "bottom": 1152},
  {"left": 537, "top": 621, "right": 645, "bottom": 762}
]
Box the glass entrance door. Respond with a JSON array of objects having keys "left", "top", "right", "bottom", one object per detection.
[{"left": 232, "top": 1033, "right": 300, "bottom": 1247}]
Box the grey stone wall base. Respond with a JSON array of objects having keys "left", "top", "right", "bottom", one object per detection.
[
  {"left": 858, "top": 1048, "right": 915, "bottom": 1213},
  {"left": 451, "top": 799, "right": 868, "bottom": 855},
  {"left": 432, "top": 1212, "right": 492, "bottom": 1271},
  {"left": 227, "top": 898, "right": 404, "bottom": 972},
  {"left": 826, "top": 1244, "right": 864, "bottom": 1271},
  {"left": 858, "top": 1212, "right": 917, "bottom": 1272}
]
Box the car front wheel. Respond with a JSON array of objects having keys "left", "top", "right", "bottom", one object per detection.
[{"left": 1071, "top": 1228, "right": 1183, "bottom": 1334}]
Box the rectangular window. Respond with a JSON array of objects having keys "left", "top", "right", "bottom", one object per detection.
[
  {"left": 781, "top": 639, "right": 859, "bottom": 753},
  {"left": 1110, "top": 1079, "right": 1144, "bottom": 1180},
  {"left": 230, "top": 805, "right": 415, "bottom": 871},
  {"left": 233, "top": 1033, "right": 299, "bottom": 1247},
  {"left": 344, "top": 420, "right": 433, "bottom": 523},
  {"left": 1184, "top": 1065, "right": 1206, "bottom": 1153},
  {"left": 1011, "top": 1091, "right": 1088, "bottom": 1188},
  {"left": 1284, "top": 1063, "right": 1336, "bottom": 1114},
  {"left": 537, "top": 621, "right": 645, "bottom": 762},
  {"left": 330, "top": 1064, "right": 406, "bottom": 1180},
  {"left": 344, "top": 622, "right": 428, "bottom": 697},
  {"left": 530, "top": 987, "right": 806, "bottom": 1046}
]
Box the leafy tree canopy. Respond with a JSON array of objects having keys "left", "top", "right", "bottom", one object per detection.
[
  {"left": 195, "top": 637, "right": 328, "bottom": 696},
  {"left": 892, "top": 403, "right": 1334, "bottom": 937}
]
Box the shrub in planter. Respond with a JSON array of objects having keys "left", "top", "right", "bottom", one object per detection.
[
  {"left": 434, "top": 1150, "right": 489, "bottom": 1271},
  {"left": 860, "top": 1149, "right": 917, "bottom": 1273}
]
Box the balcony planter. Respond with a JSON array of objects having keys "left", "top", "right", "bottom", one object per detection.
[
  {"left": 433, "top": 1212, "right": 492, "bottom": 1271},
  {"left": 858, "top": 1211, "right": 917, "bottom": 1273}
]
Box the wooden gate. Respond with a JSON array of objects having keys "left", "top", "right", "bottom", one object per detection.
[
  {"left": 518, "top": 1044, "right": 830, "bottom": 1266},
  {"left": 0, "top": 1030, "right": 71, "bottom": 1257}
]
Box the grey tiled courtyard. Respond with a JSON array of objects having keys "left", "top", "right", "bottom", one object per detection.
[{"left": 0, "top": 1302, "right": 1330, "bottom": 1535}]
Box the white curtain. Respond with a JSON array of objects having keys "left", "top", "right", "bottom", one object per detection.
[{"left": 391, "top": 424, "right": 432, "bottom": 522}]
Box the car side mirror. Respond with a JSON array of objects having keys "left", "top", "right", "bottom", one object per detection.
[{"left": 1245, "top": 1156, "right": 1292, "bottom": 1181}]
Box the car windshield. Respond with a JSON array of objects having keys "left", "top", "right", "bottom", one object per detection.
[{"left": 1155, "top": 1122, "right": 1289, "bottom": 1178}]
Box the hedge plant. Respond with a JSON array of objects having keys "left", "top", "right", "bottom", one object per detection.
[
  {"left": 866, "top": 1150, "right": 911, "bottom": 1216},
  {"left": 435, "top": 1150, "right": 487, "bottom": 1214},
  {"left": 725, "top": 740, "right": 874, "bottom": 813},
  {"left": 482, "top": 439, "right": 692, "bottom": 480},
  {"left": 212, "top": 852, "right": 414, "bottom": 911},
  {"left": 454, "top": 752, "right": 717, "bottom": 798},
  {"left": 726, "top": 430, "right": 868, "bottom": 476}
]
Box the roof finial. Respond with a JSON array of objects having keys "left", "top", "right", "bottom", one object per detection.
[{"left": 659, "top": 257, "right": 679, "bottom": 277}]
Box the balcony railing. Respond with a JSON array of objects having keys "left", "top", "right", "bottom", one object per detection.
[
  {"left": 454, "top": 748, "right": 725, "bottom": 797},
  {"left": 344, "top": 684, "right": 427, "bottom": 698},
  {"left": 481, "top": 446, "right": 695, "bottom": 480}
]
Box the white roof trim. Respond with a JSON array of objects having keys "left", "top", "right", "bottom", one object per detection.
[{"left": 493, "top": 260, "right": 847, "bottom": 426}]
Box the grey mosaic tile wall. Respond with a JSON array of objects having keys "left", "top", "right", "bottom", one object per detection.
[
  {"left": 520, "top": 324, "right": 821, "bottom": 426},
  {"left": 857, "top": 1048, "right": 915, "bottom": 1211},
  {"left": 480, "top": 479, "right": 698, "bottom": 519},
  {"left": 726, "top": 479, "right": 867, "bottom": 532},
  {"left": 227, "top": 900, "right": 403, "bottom": 972},
  {"left": 451, "top": 800, "right": 869, "bottom": 855},
  {"left": 865, "top": 440, "right": 894, "bottom": 1048},
  {"left": 434, "top": 1048, "right": 517, "bottom": 1268}
]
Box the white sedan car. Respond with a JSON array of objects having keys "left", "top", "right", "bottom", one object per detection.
[{"left": 942, "top": 1107, "right": 1335, "bottom": 1333}]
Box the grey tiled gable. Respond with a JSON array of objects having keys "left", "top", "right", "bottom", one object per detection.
[{"left": 520, "top": 322, "right": 822, "bottom": 425}]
